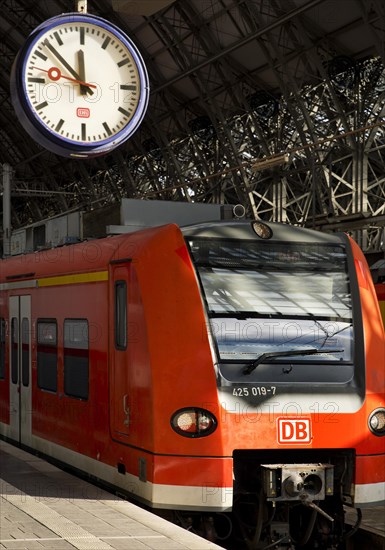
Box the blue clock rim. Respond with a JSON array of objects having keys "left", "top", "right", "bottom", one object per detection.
[{"left": 13, "top": 12, "right": 150, "bottom": 156}]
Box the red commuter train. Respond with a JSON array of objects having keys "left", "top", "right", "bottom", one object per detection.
[
  {"left": 1, "top": 220, "right": 384, "bottom": 550},
  {"left": 375, "top": 282, "right": 385, "bottom": 328}
]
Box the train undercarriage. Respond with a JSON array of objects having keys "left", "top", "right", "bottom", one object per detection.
[
  {"left": 171, "top": 449, "right": 361, "bottom": 550},
  {"left": 173, "top": 495, "right": 361, "bottom": 550}
]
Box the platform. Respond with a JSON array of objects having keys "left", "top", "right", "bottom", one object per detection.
[
  {"left": 345, "top": 504, "right": 385, "bottom": 550},
  {"left": 0, "top": 440, "right": 224, "bottom": 550}
]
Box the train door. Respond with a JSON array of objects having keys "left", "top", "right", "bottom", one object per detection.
[
  {"left": 110, "top": 262, "right": 131, "bottom": 442},
  {"left": 9, "top": 295, "right": 32, "bottom": 446}
]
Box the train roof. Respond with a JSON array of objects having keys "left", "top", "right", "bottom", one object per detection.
[
  {"left": 0, "top": 220, "right": 347, "bottom": 284},
  {"left": 0, "top": 228, "right": 152, "bottom": 283},
  {"left": 182, "top": 220, "right": 346, "bottom": 244}
]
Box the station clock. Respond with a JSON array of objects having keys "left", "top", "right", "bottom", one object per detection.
[{"left": 10, "top": 13, "right": 150, "bottom": 158}]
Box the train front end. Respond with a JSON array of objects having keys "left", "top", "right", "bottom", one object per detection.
[{"left": 182, "top": 221, "right": 385, "bottom": 549}]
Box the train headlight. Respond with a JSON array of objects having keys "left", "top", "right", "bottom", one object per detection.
[
  {"left": 171, "top": 408, "right": 217, "bottom": 438},
  {"left": 368, "top": 408, "right": 385, "bottom": 436},
  {"left": 252, "top": 221, "right": 273, "bottom": 239}
]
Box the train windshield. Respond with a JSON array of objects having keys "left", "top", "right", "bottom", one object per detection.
[{"left": 187, "top": 238, "right": 353, "bottom": 364}]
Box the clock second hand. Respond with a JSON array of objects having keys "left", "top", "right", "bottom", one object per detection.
[
  {"left": 33, "top": 66, "right": 97, "bottom": 89},
  {"left": 43, "top": 39, "right": 94, "bottom": 95}
]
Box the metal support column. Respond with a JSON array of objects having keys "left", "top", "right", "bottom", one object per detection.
[{"left": 2, "top": 163, "right": 12, "bottom": 257}]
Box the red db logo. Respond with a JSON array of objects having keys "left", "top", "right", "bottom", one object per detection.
[
  {"left": 277, "top": 418, "right": 312, "bottom": 444},
  {"left": 77, "top": 107, "right": 90, "bottom": 118}
]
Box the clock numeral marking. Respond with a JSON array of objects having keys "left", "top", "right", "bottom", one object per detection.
[
  {"left": 81, "top": 123, "right": 87, "bottom": 141},
  {"left": 34, "top": 50, "right": 47, "bottom": 61},
  {"left": 54, "top": 32, "right": 63, "bottom": 46},
  {"left": 103, "top": 122, "right": 112, "bottom": 136},
  {"left": 118, "top": 106, "right": 132, "bottom": 118},
  {"left": 109, "top": 82, "right": 139, "bottom": 104},
  {"left": 28, "top": 77, "right": 45, "bottom": 84},
  {"left": 80, "top": 27, "right": 85, "bottom": 45},
  {"left": 55, "top": 119, "right": 65, "bottom": 133},
  {"left": 35, "top": 101, "right": 48, "bottom": 111},
  {"left": 117, "top": 58, "right": 131, "bottom": 68},
  {"left": 120, "top": 85, "right": 136, "bottom": 91},
  {"left": 101, "top": 36, "right": 111, "bottom": 50}
]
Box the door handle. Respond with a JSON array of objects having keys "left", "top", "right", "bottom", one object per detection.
[{"left": 123, "top": 394, "right": 130, "bottom": 427}]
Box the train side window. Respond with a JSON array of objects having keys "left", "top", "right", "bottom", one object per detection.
[
  {"left": 11, "top": 318, "right": 18, "bottom": 384},
  {"left": 115, "top": 281, "right": 127, "bottom": 350},
  {"left": 37, "top": 320, "right": 57, "bottom": 393},
  {"left": 21, "top": 318, "right": 30, "bottom": 387},
  {"left": 64, "top": 319, "right": 89, "bottom": 400},
  {"left": 0, "top": 318, "right": 5, "bottom": 380}
]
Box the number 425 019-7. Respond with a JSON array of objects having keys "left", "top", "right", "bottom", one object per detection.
[{"left": 233, "top": 386, "right": 276, "bottom": 397}]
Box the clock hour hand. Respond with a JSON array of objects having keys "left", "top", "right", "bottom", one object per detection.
[
  {"left": 77, "top": 49, "right": 93, "bottom": 96},
  {"left": 43, "top": 39, "right": 94, "bottom": 95}
]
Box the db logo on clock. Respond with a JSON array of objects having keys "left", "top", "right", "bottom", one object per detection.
[
  {"left": 77, "top": 107, "right": 90, "bottom": 118},
  {"left": 277, "top": 417, "right": 312, "bottom": 444}
]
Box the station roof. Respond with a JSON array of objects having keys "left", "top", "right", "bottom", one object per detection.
[{"left": 1, "top": 0, "right": 385, "bottom": 237}]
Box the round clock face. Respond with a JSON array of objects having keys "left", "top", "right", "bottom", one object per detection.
[{"left": 11, "top": 13, "right": 149, "bottom": 157}]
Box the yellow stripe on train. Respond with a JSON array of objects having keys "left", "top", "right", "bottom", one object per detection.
[{"left": 37, "top": 270, "right": 109, "bottom": 287}]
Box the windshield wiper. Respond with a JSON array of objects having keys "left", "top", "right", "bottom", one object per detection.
[{"left": 243, "top": 348, "right": 344, "bottom": 375}]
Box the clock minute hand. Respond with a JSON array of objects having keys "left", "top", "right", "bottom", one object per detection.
[{"left": 43, "top": 39, "right": 93, "bottom": 95}]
